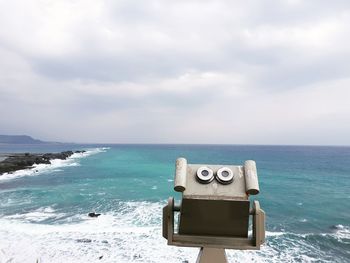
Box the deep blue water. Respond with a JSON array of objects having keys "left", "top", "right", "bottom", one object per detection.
[{"left": 0, "top": 144, "right": 349, "bottom": 262}]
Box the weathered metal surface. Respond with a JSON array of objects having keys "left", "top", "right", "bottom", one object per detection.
[{"left": 183, "top": 164, "right": 248, "bottom": 200}]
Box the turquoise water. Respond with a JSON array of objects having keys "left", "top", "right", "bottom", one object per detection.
[{"left": 0, "top": 144, "right": 349, "bottom": 262}]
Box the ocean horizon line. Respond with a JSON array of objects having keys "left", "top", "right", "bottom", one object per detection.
[{"left": 17, "top": 142, "right": 350, "bottom": 148}]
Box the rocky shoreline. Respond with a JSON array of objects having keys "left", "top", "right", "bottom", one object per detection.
[{"left": 0, "top": 150, "right": 86, "bottom": 175}]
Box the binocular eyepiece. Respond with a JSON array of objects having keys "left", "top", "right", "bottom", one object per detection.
[{"left": 196, "top": 166, "right": 235, "bottom": 185}]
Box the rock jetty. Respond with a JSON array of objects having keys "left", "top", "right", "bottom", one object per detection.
[{"left": 0, "top": 150, "right": 86, "bottom": 175}]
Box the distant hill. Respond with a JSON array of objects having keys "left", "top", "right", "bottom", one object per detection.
[{"left": 0, "top": 135, "right": 46, "bottom": 144}]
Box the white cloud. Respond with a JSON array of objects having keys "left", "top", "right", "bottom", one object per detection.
[{"left": 0, "top": 0, "right": 349, "bottom": 144}]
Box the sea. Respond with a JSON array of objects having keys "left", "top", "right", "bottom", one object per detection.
[{"left": 0, "top": 144, "right": 349, "bottom": 263}]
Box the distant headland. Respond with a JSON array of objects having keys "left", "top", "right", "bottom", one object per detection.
[{"left": 0, "top": 135, "right": 51, "bottom": 144}]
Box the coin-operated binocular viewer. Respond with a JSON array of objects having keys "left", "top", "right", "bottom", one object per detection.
[{"left": 163, "top": 158, "right": 265, "bottom": 263}]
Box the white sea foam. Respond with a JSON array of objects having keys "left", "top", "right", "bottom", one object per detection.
[
  {"left": 332, "top": 225, "right": 350, "bottom": 240},
  {"left": 0, "top": 202, "right": 199, "bottom": 263},
  {"left": 70, "top": 147, "right": 109, "bottom": 159},
  {"left": 0, "top": 201, "right": 347, "bottom": 263},
  {"left": 0, "top": 147, "right": 108, "bottom": 182},
  {"left": 5, "top": 206, "right": 66, "bottom": 223}
]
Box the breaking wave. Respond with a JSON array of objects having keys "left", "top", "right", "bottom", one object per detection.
[{"left": 0, "top": 201, "right": 348, "bottom": 263}]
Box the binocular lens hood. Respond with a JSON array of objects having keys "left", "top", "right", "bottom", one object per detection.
[
  {"left": 216, "top": 167, "right": 234, "bottom": 184},
  {"left": 196, "top": 166, "right": 214, "bottom": 184}
]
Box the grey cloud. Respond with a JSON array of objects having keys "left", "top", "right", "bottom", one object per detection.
[
  {"left": 0, "top": 0, "right": 350, "bottom": 144},
  {"left": 5, "top": 0, "right": 348, "bottom": 87},
  {"left": 31, "top": 53, "right": 190, "bottom": 82}
]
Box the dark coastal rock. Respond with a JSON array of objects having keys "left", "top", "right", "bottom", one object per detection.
[
  {"left": 76, "top": 238, "right": 92, "bottom": 243},
  {"left": 75, "top": 150, "right": 86, "bottom": 154},
  {"left": 43, "top": 151, "right": 73, "bottom": 161},
  {"left": 0, "top": 151, "right": 77, "bottom": 175},
  {"left": 88, "top": 212, "right": 101, "bottom": 218},
  {"left": 330, "top": 224, "right": 344, "bottom": 230}
]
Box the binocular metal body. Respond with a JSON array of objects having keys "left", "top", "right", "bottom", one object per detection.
[{"left": 163, "top": 158, "right": 266, "bottom": 262}]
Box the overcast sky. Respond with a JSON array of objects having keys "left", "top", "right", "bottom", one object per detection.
[{"left": 0, "top": 0, "right": 349, "bottom": 145}]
